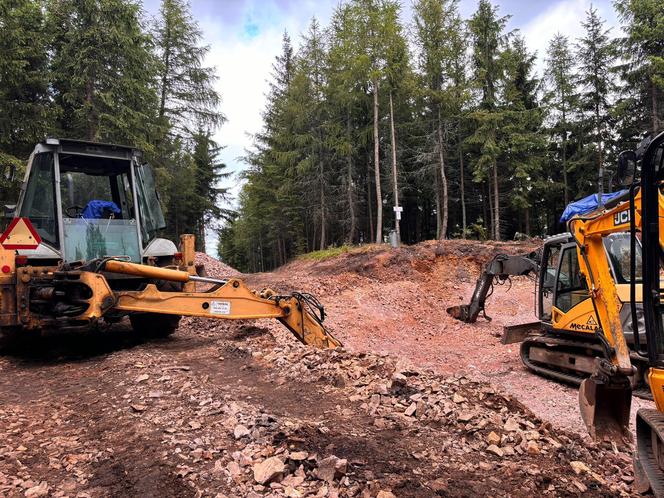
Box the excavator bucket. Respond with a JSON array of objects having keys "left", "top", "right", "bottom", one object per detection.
[
  {"left": 579, "top": 376, "right": 632, "bottom": 441},
  {"left": 446, "top": 304, "right": 471, "bottom": 322}
]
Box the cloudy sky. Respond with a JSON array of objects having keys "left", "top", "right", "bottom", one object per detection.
[{"left": 142, "top": 0, "right": 619, "bottom": 250}]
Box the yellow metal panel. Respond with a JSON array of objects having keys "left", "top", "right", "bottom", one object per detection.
[
  {"left": 649, "top": 368, "right": 664, "bottom": 412},
  {"left": 551, "top": 299, "right": 599, "bottom": 335}
]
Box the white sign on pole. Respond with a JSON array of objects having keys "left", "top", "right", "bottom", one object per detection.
[{"left": 393, "top": 206, "right": 403, "bottom": 213}]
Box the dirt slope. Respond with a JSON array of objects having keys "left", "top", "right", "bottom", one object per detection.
[
  {"left": 249, "top": 239, "right": 653, "bottom": 435},
  {"left": 0, "top": 240, "right": 641, "bottom": 497}
]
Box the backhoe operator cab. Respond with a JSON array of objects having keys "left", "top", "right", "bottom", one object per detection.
[{"left": 14, "top": 139, "right": 176, "bottom": 267}]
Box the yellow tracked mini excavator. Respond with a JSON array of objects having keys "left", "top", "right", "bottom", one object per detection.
[
  {"left": 0, "top": 139, "right": 340, "bottom": 349},
  {"left": 447, "top": 226, "right": 653, "bottom": 398}
]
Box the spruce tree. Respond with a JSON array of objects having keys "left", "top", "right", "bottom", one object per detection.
[
  {"left": 576, "top": 7, "right": 617, "bottom": 196},
  {"left": 0, "top": 0, "right": 54, "bottom": 161},
  {"left": 47, "top": 0, "right": 159, "bottom": 150},
  {"left": 467, "top": 0, "right": 509, "bottom": 239},
  {"left": 413, "top": 0, "right": 468, "bottom": 239},
  {"left": 614, "top": 0, "right": 664, "bottom": 137},
  {"left": 155, "top": 0, "right": 223, "bottom": 139},
  {"left": 545, "top": 34, "right": 578, "bottom": 206}
]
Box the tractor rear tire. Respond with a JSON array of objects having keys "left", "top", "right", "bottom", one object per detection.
[{"left": 130, "top": 313, "right": 181, "bottom": 338}]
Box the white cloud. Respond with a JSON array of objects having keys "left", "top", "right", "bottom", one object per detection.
[
  {"left": 521, "top": 0, "right": 619, "bottom": 73},
  {"left": 196, "top": 2, "right": 336, "bottom": 252}
]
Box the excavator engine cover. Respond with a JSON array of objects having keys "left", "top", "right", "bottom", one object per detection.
[{"left": 579, "top": 374, "right": 631, "bottom": 441}]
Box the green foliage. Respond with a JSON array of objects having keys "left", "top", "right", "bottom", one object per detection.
[
  {"left": 220, "top": 0, "right": 664, "bottom": 269},
  {"left": 0, "top": 0, "right": 224, "bottom": 255},
  {"left": 48, "top": 0, "right": 160, "bottom": 150},
  {"left": 298, "top": 245, "right": 354, "bottom": 261},
  {"left": 0, "top": 0, "right": 54, "bottom": 159},
  {"left": 3, "top": 0, "right": 664, "bottom": 271}
]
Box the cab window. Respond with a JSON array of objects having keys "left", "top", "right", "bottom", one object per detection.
[
  {"left": 19, "top": 153, "right": 58, "bottom": 247},
  {"left": 555, "top": 246, "right": 588, "bottom": 313},
  {"left": 603, "top": 233, "right": 642, "bottom": 284},
  {"left": 540, "top": 244, "right": 561, "bottom": 321}
]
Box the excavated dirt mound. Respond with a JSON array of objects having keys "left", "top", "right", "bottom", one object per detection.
[{"left": 0, "top": 240, "right": 643, "bottom": 496}]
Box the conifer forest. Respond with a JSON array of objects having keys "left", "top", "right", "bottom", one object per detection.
[{"left": 1, "top": 0, "right": 663, "bottom": 273}]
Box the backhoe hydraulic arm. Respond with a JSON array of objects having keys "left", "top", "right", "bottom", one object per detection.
[
  {"left": 0, "top": 242, "right": 341, "bottom": 350},
  {"left": 447, "top": 253, "right": 539, "bottom": 323},
  {"left": 99, "top": 259, "right": 342, "bottom": 349}
]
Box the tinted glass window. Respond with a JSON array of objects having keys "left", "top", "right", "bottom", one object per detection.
[
  {"left": 555, "top": 246, "right": 588, "bottom": 313},
  {"left": 19, "top": 153, "right": 58, "bottom": 247},
  {"left": 603, "top": 233, "right": 642, "bottom": 284},
  {"left": 135, "top": 163, "right": 166, "bottom": 246}
]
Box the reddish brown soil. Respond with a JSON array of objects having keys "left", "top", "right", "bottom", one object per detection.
[
  {"left": 251, "top": 239, "right": 653, "bottom": 436},
  {"left": 0, "top": 239, "right": 643, "bottom": 497}
]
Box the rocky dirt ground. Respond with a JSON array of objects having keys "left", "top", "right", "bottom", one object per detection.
[{"left": 0, "top": 240, "right": 645, "bottom": 497}]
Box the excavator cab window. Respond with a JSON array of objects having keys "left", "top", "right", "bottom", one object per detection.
[
  {"left": 58, "top": 153, "right": 141, "bottom": 262},
  {"left": 539, "top": 242, "right": 562, "bottom": 322},
  {"left": 19, "top": 153, "right": 59, "bottom": 248},
  {"left": 554, "top": 244, "right": 588, "bottom": 313}
]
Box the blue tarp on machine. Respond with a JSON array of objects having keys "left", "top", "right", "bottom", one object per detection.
[
  {"left": 560, "top": 190, "right": 627, "bottom": 223},
  {"left": 82, "top": 200, "right": 121, "bottom": 219}
]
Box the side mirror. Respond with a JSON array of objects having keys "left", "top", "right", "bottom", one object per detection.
[
  {"left": 1, "top": 163, "right": 16, "bottom": 182},
  {"left": 616, "top": 150, "right": 637, "bottom": 187}
]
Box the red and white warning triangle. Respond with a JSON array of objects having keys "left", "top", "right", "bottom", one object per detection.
[{"left": 0, "top": 218, "right": 41, "bottom": 250}]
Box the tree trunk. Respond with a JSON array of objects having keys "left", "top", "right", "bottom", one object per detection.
[
  {"left": 596, "top": 105, "right": 604, "bottom": 199},
  {"left": 653, "top": 81, "right": 660, "bottom": 135},
  {"left": 434, "top": 170, "right": 441, "bottom": 239},
  {"left": 367, "top": 156, "right": 374, "bottom": 244},
  {"left": 458, "top": 139, "right": 466, "bottom": 239},
  {"left": 319, "top": 163, "right": 326, "bottom": 250},
  {"left": 487, "top": 181, "right": 493, "bottom": 239},
  {"left": 389, "top": 92, "right": 400, "bottom": 242},
  {"left": 437, "top": 108, "right": 448, "bottom": 239},
  {"left": 85, "top": 77, "right": 96, "bottom": 140},
  {"left": 493, "top": 161, "right": 500, "bottom": 240},
  {"left": 346, "top": 111, "right": 356, "bottom": 244},
  {"left": 373, "top": 80, "right": 382, "bottom": 244},
  {"left": 562, "top": 109, "right": 569, "bottom": 206}
]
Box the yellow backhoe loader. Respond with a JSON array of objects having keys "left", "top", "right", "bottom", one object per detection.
[{"left": 0, "top": 139, "right": 340, "bottom": 349}]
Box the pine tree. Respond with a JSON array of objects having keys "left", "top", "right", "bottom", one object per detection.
[
  {"left": 0, "top": 0, "right": 54, "bottom": 161},
  {"left": 467, "top": 0, "right": 510, "bottom": 239},
  {"left": 413, "top": 0, "right": 468, "bottom": 239},
  {"left": 501, "top": 36, "right": 546, "bottom": 234},
  {"left": 155, "top": 0, "right": 223, "bottom": 139},
  {"left": 47, "top": 0, "right": 159, "bottom": 151},
  {"left": 545, "top": 34, "right": 578, "bottom": 206},
  {"left": 614, "top": 0, "right": 664, "bottom": 137},
  {"left": 190, "top": 130, "right": 231, "bottom": 252},
  {"left": 576, "top": 7, "right": 617, "bottom": 196}
]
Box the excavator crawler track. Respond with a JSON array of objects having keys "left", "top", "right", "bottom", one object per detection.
[
  {"left": 520, "top": 335, "right": 652, "bottom": 400},
  {"left": 635, "top": 409, "right": 664, "bottom": 497}
]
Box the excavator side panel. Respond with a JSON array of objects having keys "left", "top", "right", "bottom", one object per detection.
[
  {"left": 551, "top": 300, "right": 598, "bottom": 335},
  {"left": 649, "top": 368, "right": 664, "bottom": 412}
]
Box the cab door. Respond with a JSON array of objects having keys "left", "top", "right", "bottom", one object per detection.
[{"left": 551, "top": 243, "right": 598, "bottom": 334}]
